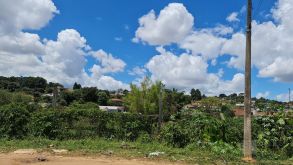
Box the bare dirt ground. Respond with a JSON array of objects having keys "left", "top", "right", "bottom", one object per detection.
[{"left": 0, "top": 153, "right": 183, "bottom": 165}]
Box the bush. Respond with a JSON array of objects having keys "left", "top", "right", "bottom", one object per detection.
[
  {"left": 137, "top": 131, "right": 152, "bottom": 143},
  {"left": 160, "top": 121, "right": 190, "bottom": 147},
  {"left": 27, "top": 106, "right": 156, "bottom": 141},
  {"left": 0, "top": 90, "right": 32, "bottom": 106},
  {"left": 159, "top": 110, "right": 293, "bottom": 158},
  {"left": 30, "top": 110, "right": 64, "bottom": 139},
  {"left": 0, "top": 102, "right": 292, "bottom": 159},
  {"left": 254, "top": 114, "right": 293, "bottom": 158},
  {"left": 221, "top": 105, "right": 234, "bottom": 117},
  {"left": 209, "top": 141, "right": 241, "bottom": 159},
  {"left": 0, "top": 104, "right": 30, "bottom": 138},
  {"left": 179, "top": 110, "right": 223, "bottom": 143}
]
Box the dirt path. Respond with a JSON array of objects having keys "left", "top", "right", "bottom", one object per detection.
[{"left": 0, "top": 153, "right": 183, "bottom": 165}]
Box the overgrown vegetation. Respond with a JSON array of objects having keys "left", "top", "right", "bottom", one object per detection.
[
  {"left": 0, "top": 76, "right": 292, "bottom": 163},
  {"left": 1, "top": 138, "right": 292, "bottom": 164},
  {"left": 124, "top": 77, "right": 191, "bottom": 114},
  {"left": 0, "top": 103, "right": 292, "bottom": 161}
]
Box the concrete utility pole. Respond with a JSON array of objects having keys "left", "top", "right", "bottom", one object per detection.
[
  {"left": 289, "top": 88, "right": 291, "bottom": 108},
  {"left": 243, "top": 0, "right": 253, "bottom": 161},
  {"left": 52, "top": 86, "right": 59, "bottom": 109},
  {"left": 158, "top": 86, "right": 163, "bottom": 132},
  {"left": 289, "top": 88, "right": 291, "bottom": 103}
]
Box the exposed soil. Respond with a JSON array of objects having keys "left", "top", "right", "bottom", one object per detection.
[{"left": 0, "top": 152, "right": 183, "bottom": 165}]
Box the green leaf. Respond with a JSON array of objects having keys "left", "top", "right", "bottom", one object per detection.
[{"left": 277, "top": 118, "right": 285, "bottom": 125}]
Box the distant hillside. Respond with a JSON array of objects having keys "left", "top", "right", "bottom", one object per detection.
[{"left": 0, "top": 76, "right": 63, "bottom": 94}]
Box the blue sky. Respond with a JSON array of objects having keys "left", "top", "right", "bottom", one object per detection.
[{"left": 1, "top": 0, "right": 292, "bottom": 101}]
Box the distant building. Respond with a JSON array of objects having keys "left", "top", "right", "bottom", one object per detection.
[
  {"left": 99, "top": 106, "right": 125, "bottom": 113},
  {"left": 109, "top": 98, "right": 123, "bottom": 106},
  {"left": 42, "top": 93, "right": 54, "bottom": 97},
  {"left": 238, "top": 93, "right": 245, "bottom": 97},
  {"left": 183, "top": 104, "right": 197, "bottom": 109},
  {"left": 183, "top": 101, "right": 202, "bottom": 110},
  {"left": 233, "top": 103, "right": 252, "bottom": 117},
  {"left": 233, "top": 105, "right": 244, "bottom": 117},
  {"left": 233, "top": 103, "right": 274, "bottom": 117},
  {"left": 110, "top": 98, "right": 123, "bottom": 102},
  {"left": 235, "top": 103, "right": 244, "bottom": 107}
]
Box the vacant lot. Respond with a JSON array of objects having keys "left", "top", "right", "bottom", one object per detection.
[
  {"left": 0, "top": 139, "right": 292, "bottom": 165},
  {"left": 0, "top": 153, "right": 183, "bottom": 165}
]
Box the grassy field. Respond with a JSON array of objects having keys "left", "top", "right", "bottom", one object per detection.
[{"left": 0, "top": 138, "right": 291, "bottom": 165}]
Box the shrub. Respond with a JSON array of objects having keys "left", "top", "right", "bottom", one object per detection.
[
  {"left": 254, "top": 114, "right": 293, "bottom": 158},
  {"left": 160, "top": 121, "right": 190, "bottom": 147},
  {"left": 0, "top": 104, "right": 30, "bottom": 138},
  {"left": 28, "top": 106, "right": 156, "bottom": 141},
  {"left": 0, "top": 102, "right": 292, "bottom": 159},
  {"left": 0, "top": 90, "right": 32, "bottom": 106},
  {"left": 180, "top": 110, "right": 223, "bottom": 143},
  {"left": 30, "top": 110, "right": 63, "bottom": 139},
  {"left": 209, "top": 141, "right": 242, "bottom": 159},
  {"left": 137, "top": 131, "right": 152, "bottom": 143}
]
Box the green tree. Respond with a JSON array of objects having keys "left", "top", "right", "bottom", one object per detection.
[
  {"left": 73, "top": 82, "right": 81, "bottom": 90},
  {"left": 191, "top": 88, "right": 202, "bottom": 101},
  {"left": 0, "top": 104, "right": 30, "bottom": 138},
  {"left": 81, "top": 87, "right": 98, "bottom": 103},
  {"left": 200, "top": 97, "right": 222, "bottom": 111},
  {"left": 0, "top": 90, "right": 32, "bottom": 106},
  {"left": 97, "top": 91, "right": 109, "bottom": 106},
  {"left": 125, "top": 84, "right": 143, "bottom": 113},
  {"left": 21, "top": 77, "right": 47, "bottom": 89},
  {"left": 219, "top": 94, "right": 227, "bottom": 98},
  {"left": 125, "top": 77, "right": 165, "bottom": 115},
  {"left": 61, "top": 91, "right": 77, "bottom": 105}
]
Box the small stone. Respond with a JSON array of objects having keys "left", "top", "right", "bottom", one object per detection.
[
  {"left": 148, "top": 151, "right": 165, "bottom": 157},
  {"left": 104, "top": 150, "right": 114, "bottom": 156},
  {"left": 36, "top": 156, "right": 47, "bottom": 162},
  {"left": 52, "top": 149, "right": 68, "bottom": 154}
]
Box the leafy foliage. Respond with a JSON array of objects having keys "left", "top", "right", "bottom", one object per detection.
[
  {"left": 0, "top": 104, "right": 156, "bottom": 140},
  {"left": 0, "top": 104, "right": 30, "bottom": 138},
  {"left": 125, "top": 77, "right": 190, "bottom": 115},
  {"left": 160, "top": 121, "right": 190, "bottom": 147},
  {"left": 190, "top": 88, "right": 202, "bottom": 101},
  {"left": 73, "top": 82, "right": 82, "bottom": 90},
  {"left": 255, "top": 114, "right": 293, "bottom": 158},
  {"left": 0, "top": 90, "right": 32, "bottom": 106},
  {"left": 0, "top": 76, "right": 292, "bottom": 160},
  {"left": 125, "top": 77, "right": 165, "bottom": 114}
]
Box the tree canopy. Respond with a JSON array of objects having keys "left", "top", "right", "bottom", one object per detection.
[{"left": 191, "top": 88, "right": 202, "bottom": 101}]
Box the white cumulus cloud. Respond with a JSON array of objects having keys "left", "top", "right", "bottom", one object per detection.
[
  {"left": 133, "top": 3, "right": 194, "bottom": 45},
  {"left": 128, "top": 66, "right": 147, "bottom": 77},
  {"left": 276, "top": 92, "right": 292, "bottom": 102},
  {"left": 226, "top": 12, "right": 240, "bottom": 22},
  {"left": 145, "top": 47, "right": 244, "bottom": 95},
  {"left": 0, "top": 0, "right": 58, "bottom": 34},
  {"left": 180, "top": 29, "right": 227, "bottom": 60},
  {"left": 90, "top": 49, "right": 126, "bottom": 74},
  {"left": 0, "top": 0, "right": 128, "bottom": 90},
  {"left": 256, "top": 91, "right": 270, "bottom": 99},
  {"left": 222, "top": 0, "right": 293, "bottom": 82}
]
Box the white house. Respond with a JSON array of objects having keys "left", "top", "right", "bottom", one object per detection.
[{"left": 99, "top": 106, "right": 125, "bottom": 113}]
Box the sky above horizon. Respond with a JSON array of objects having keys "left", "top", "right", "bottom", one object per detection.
[{"left": 0, "top": 0, "right": 292, "bottom": 101}]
